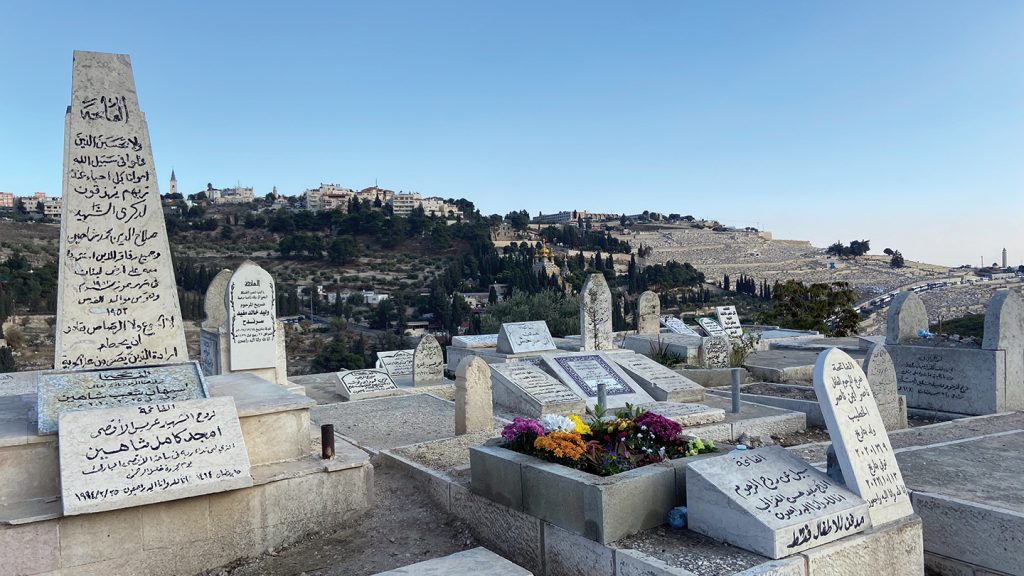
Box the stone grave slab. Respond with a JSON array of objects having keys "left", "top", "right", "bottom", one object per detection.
[
  {"left": 36, "top": 361, "right": 207, "bottom": 435},
  {"left": 489, "top": 362, "right": 584, "bottom": 417},
  {"left": 580, "top": 273, "right": 614, "bottom": 351},
  {"left": 687, "top": 445, "right": 869, "bottom": 559},
  {"left": 413, "top": 336, "right": 445, "bottom": 386},
  {"left": 451, "top": 334, "right": 499, "bottom": 348},
  {"left": 611, "top": 353, "right": 704, "bottom": 402},
  {"left": 636, "top": 291, "right": 661, "bottom": 334},
  {"left": 637, "top": 402, "right": 725, "bottom": 426},
  {"left": 59, "top": 396, "right": 252, "bottom": 515},
  {"left": 887, "top": 345, "right": 1003, "bottom": 415},
  {"left": 814, "top": 348, "right": 914, "bottom": 525},
  {"left": 227, "top": 261, "right": 277, "bottom": 370},
  {"left": 455, "top": 356, "right": 493, "bottom": 434},
  {"left": 541, "top": 352, "right": 654, "bottom": 409},
  {"left": 698, "top": 317, "right": 729, "bottom": 338},
  {"left": 661, "top": 317, "right": 700, "bottom": 337},
  {"left": 496, "top": 321, "right": 557, "bottom": 354},
  {"left": 700, "top": 336, "right": 731, "bottom": 368},
  {"left": 199, "top": 329, "right": 221, "bottom": 377},
  {"left": 377, "top": 349, "right": 415, "bottom": 377},
  {"left": 336, "top": 369, "right": 399, "bottom": 401},
  {"left": 55, "top": 50, "right": 188, "bottom": 371},
  {"left": 715, "top": 305, "right": 743, "bottom": 337},
  {"left": 862, "top": 343, "right": 907, "bottom": 430},
  {"left": 0, "top": 371, "right": 39, "bottom": 396},
  {"left": 886, "top": 292, "right": 928, "bottom": 344}
]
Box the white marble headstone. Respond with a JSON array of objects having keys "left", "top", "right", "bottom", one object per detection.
[
  {"left": 336, "top": 369, "right": 399, "bottom": 400},
  {"left": 611, "top": 353, "right": 704, "bottom": 402},
  {"left": 661, "top": 317, "right": 700, "bottom": 337},
  {"left": 59, "top": 396, "right": 252, "bottom": 516},
  {"left": 687, "top": 445, "right": 869, "bottom": 559},
  {"left": 227, "top": 261, "right": 277, "bottom": 370},
  {"left": 376, "top": 349, "right": 415, "bottom": 376},
  {"left": 451, "top": 334, "right": 499, "bottom": 349},
  {"left": 813, "top": 348, "right": 914, "bottom": 525},
  {"left": 413, "top": 335, "right": 444, "bottom": 386},
  {"left": 496, "top": 321, "right": 557, "bottom": 354},
  {"left": 489, "top": 362, "right": 584, "bottom": 416},
  {"left": 55, "top": 51, "right": 188, "bottom": 371},
  {"left": 541, "top": 352, "right": 654, "bottom": 409},
  {"left": 698, "top": 317, "right": 728, "bottom": 338},
  {"left": 715, "top": 305, "right": 743, "bottom": 337}
]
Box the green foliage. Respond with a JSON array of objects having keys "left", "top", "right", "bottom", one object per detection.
[
  {"left": 932, "top": 314, "right": 984, "bottom": 339},
  {"left": 826, "top": 240, "right": 871, "bottom": 258},
  {"left": 648, "top": 339, "right": 684, "bottom": 368},
  {"left": 0, "top": 252, "right": 58, "bottom": 314},
  {"left": 479, "top": 290, "right": 579, "bottom": 337},
  {"left": 757, "top": 280, "right": 860, "bottom": 336},
  {"left": 642, "top": 260, "right": 704, "bottom": 290}
]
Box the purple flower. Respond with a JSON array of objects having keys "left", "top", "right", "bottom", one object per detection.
[
  {"left": 502, "top": 417, "right": 545, "bottom": 441},
  {"left": 635, "top": 412, "right": 682, "bottom": 442}
]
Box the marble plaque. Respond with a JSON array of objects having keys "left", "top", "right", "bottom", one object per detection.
[
  {"left": 542, "top": 353, "right": 654, "bottom": 409},
  {"left": 59, "top": 396, "right": 252, "bottom": 516},
  {"left": 55, "top": 51, "right": 188, "bottom": 371},
  {"left": 580, "top": 274, "right": 614, "bottom": 351},
  {"left": 687, "top": 446, "right": 869, "bottom": 559},
  {"left": 36, "top": 361, "right": 207, "bottom": 435},
  {"left": 199, "top": 329, "right": 220, "bottom": 377},
  {"left": 489, "top": 362, "right": 584, "bottom": 416},
  {"left": 377, "top": 349, "right": 415, "bottom": 376},
  {"left": 451, "top": 334, "right": 499, "bottom": 349},
  {"left": 814, "top": 348, "right": 914, "bottom": 525},
  {"left": 637, "top": 402, "right": 725, "bottom": 426},
  {"left": 700, "top": 336, "right": 731, "bottom": 369},
  {"left": 496, "top": 321, "right": 557, "bottom": 354},
  {"left": 698, "top": 317, "right": 728, "bottom": 338},
  {"left": 612, "top": 353, "right": 704, "bottom": 402},
  {"left": 715, "top": 305, "right": 743, "bottom": 337},
  {"left": 0, "top": 371, "right": 39, "bottom": 396},
  {"left": 413, "top": 335, "right": 444, "bottom": 385},
  {"left": 227, "top": 261, "right": 277, "bottom": 370},
  {"left": 336, "top": 369, "right": 399, "bottom": 400},
  {"left": 661, "top": 317, "right": 700, "bottom": 337}
]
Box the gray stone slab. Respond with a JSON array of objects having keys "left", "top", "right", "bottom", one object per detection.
[
  {"left": 451, "top": 334, "right": 499, "bottom": 348},
  {"left": 227, "top": 261, "right": 278, "bottom": 371},
  {"left": 661, "top": 317, "right": 700, "bottom": 337},
  {"left": 0, "top": 371, "right": 39, "bottom": 397},
  {"left": 699, "top": 336, "right": 730, "bottom": 368},
  {"left": 376, "top": 349, "right": 414, "bottom": 376},
  {"left": 887, "top": 344, "right": 1004, "bottom": 415},
  {"left": 413, "top": 336, "right": 445, "bottom": 386},
  {"left": 541, "top": 352, "right": 654, "bottom": 409},
  {"left": 372, "top": 546, "right": 532, "bottom": 575},
  {"left": 456, "top": 356, "right": 493, "bottom": 435},
  {"left": 36, "top": 361, "right": 207, "bottom": 435},
  {"left": 886, "top": 291, "right": 928, "bottom": 344},
  {"left": 686, "top": 445, "right": 869, "bottom": 559},
  {"left": 489, "top": 362, "right": 584, "bottom": 417},
  {"left": 580, "top": 274, "right": 614, "bottom": 351},
  {"left": 55, "top": 51, "right": 188, "bottom": 371},
  {"left": 336, "top": 369, "right": 399, "bottom": 401},
  {"left": 814, "top": 348, "right": 914, "bottom": 526},
  {"left": 636, "top": 291, "right": 661, "bottom": 335},
  {"left": 496, "top": 321, "right": 557, "bottom": 354},
  {"left": 744, "top": 349, "right": 866, "bottom": 383},
  {"left": 862, "top": 343, "right": 907, "bottom": 430},
  {"left": 621, "top": 333, "right": 701, "bottom": 364},
  {"left": 58, "top": 396, "right": 252, "bottom": 515},
  {"left": 697, "top": 317, "right": 728, "bottom": 338},
  {"left": 612, "top": 353, "right": 705, "bottom": 402},
  {"left": 983, "top": 290, "right": 1024, "bottom": 411}
]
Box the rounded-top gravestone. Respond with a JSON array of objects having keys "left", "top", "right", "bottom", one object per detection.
[
  {"left": 413, "top": 335, "right": 445, "bottom": 386},
  {"left": 226, "top": 261, "right": 277, "bottom": 371},
  {"left": 580, "top": 273, "right": 613, "bottom": 351},
  {"left": 455, "top": 356, "right": 493, "bottom": 434},
  {"left": 885, "top": 292, "right": 928, "bottom": 344},
  {"left": 636, "top": 291, "right": 660, "bottom": 334}
]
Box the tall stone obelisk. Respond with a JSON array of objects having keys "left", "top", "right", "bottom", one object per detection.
[{"left": 54, "top": 51, "right": 187, "bottom": 370}]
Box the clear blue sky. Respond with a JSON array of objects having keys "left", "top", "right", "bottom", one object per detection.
[{"left": 1, "top": 1, "right": 1021, "bottom": 267}]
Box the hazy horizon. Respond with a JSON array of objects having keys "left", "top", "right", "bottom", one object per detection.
[{"left": 1, "top": 1, "right": 1021, "bottom": 268}]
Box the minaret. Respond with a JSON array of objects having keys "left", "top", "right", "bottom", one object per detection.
[
  {"left": 1003, "top": 248, "right": 1008, "bottom": 269},
  {"left": 169, "top": 170, "right": 177, "bottom": 196}
]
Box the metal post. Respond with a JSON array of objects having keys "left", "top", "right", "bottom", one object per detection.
[
  {"left": 597, "top": 382, "right": 607, "bottom": 412},
  {"left": 731, "top": 368, "right": 742, "bottom": 414},
  {"left": 321, "top": 424, "right": 335, "bottom": 459}
]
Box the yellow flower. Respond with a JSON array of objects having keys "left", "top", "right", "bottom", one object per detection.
[
  {"left": 534, "top": 431, "right": 586, "bottom": 460},
  {"left": 568, "top": 414, "right": 591, "bottom": 436}
]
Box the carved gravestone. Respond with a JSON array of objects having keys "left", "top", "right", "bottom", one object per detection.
[
  {"left": 814, "top": 348, "right": 914, "bottom": 525},
  {"left": 580, "top": 273, "right": 614, "bottom": 351},
  {"left": 983, "top": 290, "right": 1024, "bottom": 410},
  {"left": 58, "top": 396, "right": 252, "bottom": 515},
  {"left": 377, "top": 349, "right": 415, "bottom": 376},
  {"left": 542, "top": 352, "right": 654, "bottom": 409},
  {"left": 413, "top": 335, "right": 444, "bottom": 386},
  {"left": 55, "top": 51, "right": 187, "bottom": 370},
  {"left": 636, "top": 291, "right": 660, "bottom": 334},
  {"left": 451, "top": 334, "right": 499, "bottom": 348},
  {"left": 227, "top": 261, "right": 277, "bottom": 370},
  {"left": 687, "top": 446, "right": 869, "bottom": 559},
  {"left": 885, "top": 292, "right": 928, "bottom": 344},
  {"left": 862, "top": 343, "right": 907, "bottom": 430},
  {"left": 611, "top": 353, "right": 704, "bottom": 402},
  {"left": 496, "top": 321, "right": 557, "bottom": 354},
  {"left": 489, "top": 362, "right": 584, "bottom": 417},
  {"left": 199, "top": 269, "right": 232, "bottom": 376},
  {"left": 336, "top": 369, "right": 399, "bottom": 401},
  {"left": 698, "top": 317, "right": 728, "bottom": 338},
  {"left": 700, "top": 336, "right": 730, "bottom": 368},
  {"left": 455, "top": 356, "right": 493, "bottom": 435},
  {"left": 661, "top": 317, "right": 700, "bottom": 337},
  {"left": 715, "top": 305, "right": 743, "bottom": 337}
]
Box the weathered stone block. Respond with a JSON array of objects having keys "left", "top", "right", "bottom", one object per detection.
[
  {"left": 543, "top": 522, "right": 615, "bottom": 576},
  {"left": 450, "top": 482, "right": 544, "bottom": 575},
  {"left": 141, "top": 496, "right": 212, "bottom": 549},
  {"left": 239, "top": 408, "right": 310, "bottom": 465},
  {"left": 615, "top": 548, "right": 698, "bottom": 576},
  {"left": 0, "top": 521, "right": 59, "bottom": 575},
  {"left": 469, "top": 444, "right": 527, "bottom": 510},
  {"left": 800, "top": 515, "right": 923, "bottom": 576},
  {"left": 60, "top": 506, "right": 143, "bottom": 567},
  {"left": 734, "top": 558, "right": 807, "bottom": 576},
  {"left": 912, "top": 491, "right": 1024, "bottom": 575}
]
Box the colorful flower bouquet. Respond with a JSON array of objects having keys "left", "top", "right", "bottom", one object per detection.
[{"left": 500, "top": 406, "right": 716, "bottom": 476}]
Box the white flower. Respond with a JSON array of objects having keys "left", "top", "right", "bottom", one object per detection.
[
  {"left": 539, "top": 414, "right": 575, "bottom": 434},
  {"left": 641, "top": 425, "right": 648, "bottom": 431}
]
